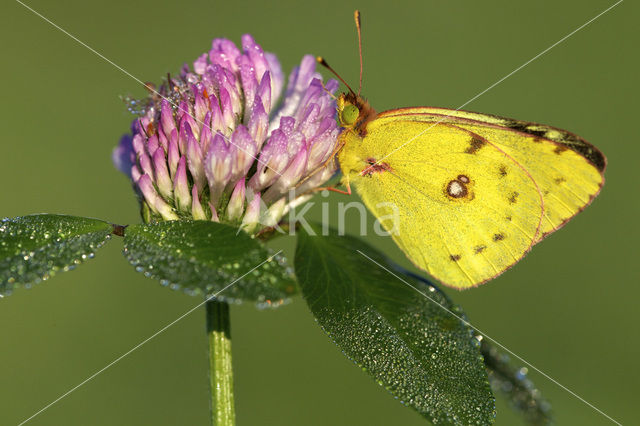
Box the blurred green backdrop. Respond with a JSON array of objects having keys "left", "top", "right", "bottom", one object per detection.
[{"left": 1, "top": 0, "right": 637, "bottom": 425}]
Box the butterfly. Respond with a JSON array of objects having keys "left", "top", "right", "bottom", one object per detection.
[{"left": 320, "top": 11, "right": 606, "bottom": 290}]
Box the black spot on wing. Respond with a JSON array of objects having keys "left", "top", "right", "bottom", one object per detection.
[
  {"left": 553, "top": 145, "right": 569, "bottom": 154},
  {"left": 502, "top": 119, "right": 606, "bottom": 172},
  {"left": 508, "top": 191, "right": 519, "bottom": 204},
  {"left": 445, "top": 178, "right": 470, "bottom": 199},
  {"left": 465, "top": 137, "right": 485, "bottom": 154},
  {"left": 567, "top": 140, "right": 606, "bottom": 173},
  {"left": 474, "top": 245, "right": 487, "bottom": 254},
  {"left": 493, "top": 233, "right": 505, "bottom": 242},
  {"left": 450, "top": 254, "right": 461, "bottom": 261},
  {"left": 505, "top": 121, "right": 548, "bottom": 138}
]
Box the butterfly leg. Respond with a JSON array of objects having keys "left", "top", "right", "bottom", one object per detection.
[{"left": 314, "top": 178, "right": 352, "bottom": 195}]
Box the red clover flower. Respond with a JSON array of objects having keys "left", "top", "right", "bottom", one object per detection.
[{"left": 113, "top": 35, "right": 340, "bottom": 233}]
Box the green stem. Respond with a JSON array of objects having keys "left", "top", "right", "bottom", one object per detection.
[
  {"left": 206, "top": 299, "right": 236, "bottom": 426},
  {"left": 480, "top": 339, "right": 552, "bottom": 425}
]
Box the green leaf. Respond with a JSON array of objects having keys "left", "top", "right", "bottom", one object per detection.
[
  {"left": 295, "top": 223, "right": 495, "bottom": 425},
  {"left": 0, "top": 214, "right": 114, "bottom": 296},
  {"left": 123, "top": 220, "right": 297, "bottom": 306}
]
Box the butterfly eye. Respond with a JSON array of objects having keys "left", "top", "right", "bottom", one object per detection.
[{"left": 341, "top": 104, "right": 360, "bottom": 126}]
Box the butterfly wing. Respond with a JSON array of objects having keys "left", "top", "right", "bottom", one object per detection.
[
  {"left": 376, "top": 107, "right": 606, "bottom": 240},
  {"left": 338, "top": 121, "right": 546, "bottom": 289}
]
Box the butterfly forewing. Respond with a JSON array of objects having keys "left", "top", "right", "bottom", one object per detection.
[{"left": 375, "top": 108, "right": 605, "bottom": 241}]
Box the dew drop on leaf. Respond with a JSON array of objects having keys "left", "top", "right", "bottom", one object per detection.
[
  {"left": 123, "top": 220, "right": 298, "bottom": 306},
  {"left": 0, "top": 214, "right": 113, "bottom": 296}
]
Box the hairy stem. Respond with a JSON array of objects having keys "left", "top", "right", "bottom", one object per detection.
[
  {"left": 206, "top": 299, "right": 235, "bottom": 426},
  {"left": 480, "top": 339, "right": 552, "bottom": 425}
]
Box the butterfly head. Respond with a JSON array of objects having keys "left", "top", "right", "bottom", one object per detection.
[
  {"left": 337, "top": 92, "right": 377, "bottom": 135},
  {"left": 338, "top": 95, "right": 360, "bottom": 127}
]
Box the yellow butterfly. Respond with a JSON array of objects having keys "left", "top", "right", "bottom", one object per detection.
[{"left": 322, "top": 11, "right": 606, "bottom": 290}]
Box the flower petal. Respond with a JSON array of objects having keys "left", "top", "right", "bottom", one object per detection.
[
  {"left": 204, "top": 133, "right": 232, "bottom": 206},
  {"left": 186, "top": 127, "right": 206, "bottom": 191},
  {"left": 112, "top": 134, "right": 134, "bottom": 178},
  {"left": 191, "top": 185, "right": 207, "bottom": 220},
  {"left": 210, "top": 38, "right": 241, "bottom": 72},
  {"left": 138, "top": 174, "right": 178, "bottom": 220},
  {"left": 227, "top": 178, "right": 246, "bottom": 221},
  {"left": 153, "top": 147, "right": 173, "bottom": 199},
  {"left": 173, "top": 156, "right": 191, "bottom": 212},
  {"left": 265, "top": 52, "right": 284, "bottom": 108},
  {"left": 229, "top": 125, "right": 257, "bottom": 184}
]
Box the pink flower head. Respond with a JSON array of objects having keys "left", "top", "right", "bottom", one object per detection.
[{"left": 114, "top": 35, "right": 340, "bottom": 232}]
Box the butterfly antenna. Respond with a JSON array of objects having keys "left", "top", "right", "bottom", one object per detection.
[
  {"left": 316, "top": 56, "right": 356, "bottom": 97},
  {"left": 354, "top": 10, "right": 363, "bottom": 96}
]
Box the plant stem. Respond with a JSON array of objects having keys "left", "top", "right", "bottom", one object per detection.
[
  {"left": 480, "top": 339, "right": 552, "bottom": 425},
  {"left": 206, "top": 299, "right": 235, "bottom": 426}
]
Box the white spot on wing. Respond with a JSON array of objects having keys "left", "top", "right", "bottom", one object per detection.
[{"left": 448, "top": 181, "right": 464, "bottom": 197}]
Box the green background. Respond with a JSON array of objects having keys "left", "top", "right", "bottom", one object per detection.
[{"left": 1, "top": 0, "right": 637, "bottom": 425}]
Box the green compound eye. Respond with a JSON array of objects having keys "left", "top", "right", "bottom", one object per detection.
[{"left": 341, "top": 104, "right": 360, "bottom": 125}]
